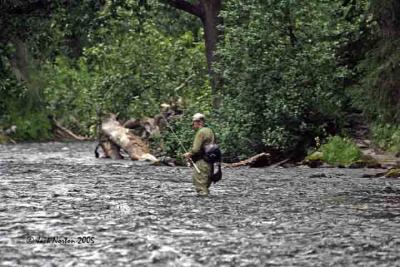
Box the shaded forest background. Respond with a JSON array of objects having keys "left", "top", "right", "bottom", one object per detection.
[{"left": 0, "top": 0, "right": 399, "bottom": 162}]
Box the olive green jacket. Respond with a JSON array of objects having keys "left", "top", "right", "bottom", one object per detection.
[{"left": 190, "top": 127, "right": 215, "bottom": 161}]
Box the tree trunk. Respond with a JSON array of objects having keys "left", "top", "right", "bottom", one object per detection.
[
  {"left": 166, "top": 0, "right": 223, "bottom": 108},
  {"left": 200, "top": 0, "right": 223, "bottom": 108}
]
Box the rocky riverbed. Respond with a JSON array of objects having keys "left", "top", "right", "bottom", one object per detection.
[{"left": 0, "top": 142, "right": 400, "bottom": 266}]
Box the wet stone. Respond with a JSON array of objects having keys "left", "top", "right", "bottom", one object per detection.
[{"left": 0, "top": 142, "right": 400, "bottom": 266}]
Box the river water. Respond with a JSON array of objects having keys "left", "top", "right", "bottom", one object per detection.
[{"left": 0, "top": 142, "right": 399, "bottom": 266}]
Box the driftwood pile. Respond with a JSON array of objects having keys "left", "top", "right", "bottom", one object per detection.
[
  {"left": 98, "top": 113, "right": 158, "bottom": 162},
  {"left": 96, "top": 104, "right": 182, "bottom": 163}
]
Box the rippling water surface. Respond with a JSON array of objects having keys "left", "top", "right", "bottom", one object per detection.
[{"left": 0, "top": 142, "right": 399, "bottom": 266}]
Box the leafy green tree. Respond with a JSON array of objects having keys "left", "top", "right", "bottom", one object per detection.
[
  {"left": 214, "top": 0, "right": 357, "bottom": 159},
  {"left": 0, "top": 0, "right": 210, "bottom": 139},
  {"left": 42, "top": 13, "right": 209, "bottom": 136}
]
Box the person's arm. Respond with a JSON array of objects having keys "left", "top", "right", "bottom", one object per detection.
[
  {"left": 191, "top": 130, "right": 204, "bottom": 155},
  {"left": 183, "top": 129, "right": 204, "bottom": 159}
]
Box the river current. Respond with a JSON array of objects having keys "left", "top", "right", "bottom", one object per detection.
[{"left": 0, "top": 142, "right": 399, "bottom": 266}]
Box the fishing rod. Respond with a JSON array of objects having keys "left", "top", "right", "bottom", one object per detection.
[{"left": 160, "top": 113, "right": 201, "bottom": 174}]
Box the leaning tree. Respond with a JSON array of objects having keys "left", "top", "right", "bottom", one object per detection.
[{"left": 161, "top": 0, "right": 223, "bottom": 107}]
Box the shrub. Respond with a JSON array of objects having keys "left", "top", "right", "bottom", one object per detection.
[{"left": 321, "top": 136, "right": 362, "bottom": 166}]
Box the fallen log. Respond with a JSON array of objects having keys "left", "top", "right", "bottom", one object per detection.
[
  {"left": 269, "top": 157, "right": 292, "bottom": 168},
  {"left": 101, "top": 113, "right": 158, "bottom": 162},
  {"left": 227, "top": 152, "right": 271, "bottom": 168},
  {"left": 52, "top": 118, "right": 88, "bottom": 141}
]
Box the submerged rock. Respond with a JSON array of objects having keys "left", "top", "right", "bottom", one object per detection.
[
  {"left": 304, "top": 151, "right": 384, "bottom": 169},
  {"left": 349, "top": 155, "right": 382, "bottom": 169},
  {"left": 303, "top": 151, "right": 324, "bottom": 168},
  {"left": 306, "top": 151, "right": 323, "bottom": 161}
]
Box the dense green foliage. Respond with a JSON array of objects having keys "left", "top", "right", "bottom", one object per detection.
[
  {"left": 0, "top": 0, "right": 399, "bottom": 160},
  {"left": 42, "top": 23, "right": 208, "bottom": 136},
  {"left": 214, "top": 0, "right": 358, "bottom": 159},
  {"left": 1, "top": 2, "right": 209, "bottom": 141}
]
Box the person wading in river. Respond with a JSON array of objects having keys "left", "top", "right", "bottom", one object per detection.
[{"left": 183, "top": 113, "right": 216, "bottom": 196}]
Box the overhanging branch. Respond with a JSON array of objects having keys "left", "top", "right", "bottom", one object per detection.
[{"left": 165, "top": 0, "right": 202, "bottom": 18}]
